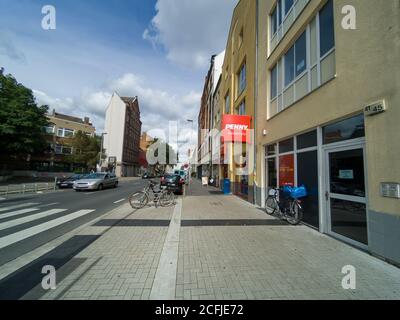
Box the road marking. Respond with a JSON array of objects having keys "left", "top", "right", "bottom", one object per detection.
[
  {"left": 0, "top": 209, "right": 67, "bottom": 231},
  {"left": 0, "top": 208, "right": 39, "bottom": 220},
  {"left": 0, "top": 209, "right": 95, "bottom": 250},
  {"left": 0, "top": 198, "right": 5, "bottom": 201},
  {"left": 0, "top": 203, "right": 39, "bottom": 213},
  {"left": 84, "top": 192, "right": 96, "bottom": 195},
  {"left": 113, "top": 199, "right": 125, "bottom": 204},
  {"left": 150, "top": 199, "right": 181, "bottom": 299},
  {"left": 38, "top": 202, "right": 60, "bottom": 208}
]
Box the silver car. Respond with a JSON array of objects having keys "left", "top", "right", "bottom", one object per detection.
[{"left": 73, "top": 173, "right": 118, "bottom": 191}]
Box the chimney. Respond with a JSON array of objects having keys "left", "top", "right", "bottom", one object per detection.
[
  {"left": 52, "top": 109, "right": 56, "bottom": 116},
  {"left": 84, "top": 117, "right": 90, "bottom": 124}
]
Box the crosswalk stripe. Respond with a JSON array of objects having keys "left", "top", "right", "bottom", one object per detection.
[
  {"left": 0, "top": 208, "right": 39, "bottom": 220},
  {"left": 0, "top": 203, "right": 39, "bottom": 213},
  {"left": 0, "top": 209, "right": 67, "bottom": 231},
  {"left": 0, "top": 209, "right": 95, "bottom": 250}
]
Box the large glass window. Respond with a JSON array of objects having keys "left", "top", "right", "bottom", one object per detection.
[
  {"left": 267, "top": 158, "right": 277, "bottom": 188},
  {"left": 295, "top": 31, "right": 307, "bottom": 76},
  {"left": 323, "top": 114, "right": 365, "bottom": 145},
  {"left": 271, "top": 65, "right": 278, "bottom": 99},
  {"left": 284, "top": 46, "right": 295, "bottom": 86},
  {"left": 266, "top": 144, "right": 277, "bottom": 156},
  {"left": 284, "top": 0, "right": 294, "bottom": 15},
  {"left": 279, "top": 138, "right": 294, "bottom": 153},
  {"left": 297, "top": 130, "right": 317, "bottom": 149},
  {"left": 319, "top": 0, "right": 335, "bottom": 56}
]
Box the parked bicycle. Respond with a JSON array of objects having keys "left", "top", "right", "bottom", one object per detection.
[
  {"left": 265, "top": 185, "right": 307, "bottom": 225},
  {"left": 129, "top": 180, "right": 176, "bottom": 209}
]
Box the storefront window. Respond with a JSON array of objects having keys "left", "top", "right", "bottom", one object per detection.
[
  {"left": 279, "top": 154, "right": 294, "bottom": 187},
  {"left": 267, "top": 157, "right": 277, "bottom": 188},
  {"left": 323, "top": 114, "right": 365, "bottom": 145},
  {"left": 297, "top": 130, "right": 317, "bottom": 149},
  {"left": 279, "top": 138, "right": 294, "bottom": 153},
  {"left": 266, "top": 144, "right": 277, "bottom": 156}
]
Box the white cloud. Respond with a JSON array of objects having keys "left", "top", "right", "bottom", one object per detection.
[
  {"left": 33, "top": 73, "right": 200, "bottom": 152},
  {"left": 143, "top": 0, "right": 237, "bottom": 69}
]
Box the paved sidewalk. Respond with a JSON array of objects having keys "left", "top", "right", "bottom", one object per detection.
[{"left": 15, "top": 180, "right": 400, "bottom": 300}]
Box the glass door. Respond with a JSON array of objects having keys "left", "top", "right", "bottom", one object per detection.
[{"left": 325, "top": 146, "right": 368, "bottom": 247}]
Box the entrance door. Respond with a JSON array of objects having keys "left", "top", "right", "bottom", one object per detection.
[{"left": 325, "top": 145, "right": 368, "bottom": 247}]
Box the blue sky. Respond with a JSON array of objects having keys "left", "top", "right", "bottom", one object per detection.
[{"left": 0, "top": 0, "right": 237, "bottom": 159}]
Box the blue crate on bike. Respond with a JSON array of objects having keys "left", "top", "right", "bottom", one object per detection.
[{"left": 282, "top": 185, "right": 307, "bottom": 199}]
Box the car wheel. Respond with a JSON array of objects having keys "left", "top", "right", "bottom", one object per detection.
[{"left": 98, "top": 184, "right": 103, "bottom": 191}]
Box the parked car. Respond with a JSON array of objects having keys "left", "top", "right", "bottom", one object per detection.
[
  {"left": 174, "top": 170, "right": 188, "bottom": 184},
  {"left": 73, "top": 173, "right": 118, "bottom": 191},
  {"left": 160, "top": 174, "right": 184, "bottom": 195},
  {"left": 142, "top": 172, "right": 155, "bottom": 179},
  {"left": 57, "top": 174, "right": 87, "bottom": 189}
]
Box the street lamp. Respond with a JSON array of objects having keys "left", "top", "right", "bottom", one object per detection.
[{"left": 187, "top": 119, "right": 194, "bottom": 186}]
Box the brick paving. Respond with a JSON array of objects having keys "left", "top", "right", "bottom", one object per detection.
[{"left": 17, "top": 180, "right": 400, "bottom": 300}]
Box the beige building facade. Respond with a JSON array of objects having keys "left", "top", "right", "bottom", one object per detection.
[{"left": 256, "top": 0, "right": 400, "bottom": 264}]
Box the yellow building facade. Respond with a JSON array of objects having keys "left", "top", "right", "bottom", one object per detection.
[
  {"left": 256, "top": 0, "right": 400, "bottom": 264},
  {"left": 220, "top": 0, "right": 257, "bottom": 203}
]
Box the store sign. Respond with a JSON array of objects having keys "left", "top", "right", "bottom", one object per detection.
[
  {"left": 221, "top": 115, "right": 252, "bottom": 143},
  {"left": 339, "top": 170, "right": 354, "bottom": 180},
  {"left": 381, "top": 182, "right": 400, "bottom": 199},
  {"left": 364, "top": 100, "right": 386, "bottom": 117}
]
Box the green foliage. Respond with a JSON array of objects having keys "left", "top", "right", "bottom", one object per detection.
[
  {"left": 0, "top": 72, "right": 49, "bottom": 156},
  {"left": 66, "top": 131, "right": 100, "bottom": 169}
]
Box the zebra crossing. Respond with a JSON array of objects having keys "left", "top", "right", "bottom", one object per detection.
[{"left": 0, "top": 201, "right": 95, "bottom": 250}]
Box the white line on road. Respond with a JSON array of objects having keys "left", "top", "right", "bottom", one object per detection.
[
  {"left": 150, "top": 199, "right": 181, "bottom": 300},
  {"left": 0, "top": 209, "right": 95, "bottom": 250},
  {"left": 38, "top": 202, "right": 60, "bottom": 208},
  {"left": 84, "top": 192, "right": 96, "bottom": 195},
  {"left": 0, "top": 209, "right": 67, "bottom": 231},
  {"left": 113, "top": 199, "right": 125, "bottom": 204},
  {"left": 0, "top": 208, "right": 39, "bottom": 220},
  {"left": 0, "top": 203, "right": 39, "bottom": 213},
  {"left": 0, "top": 198, "right": 5, "bottom": 201}
]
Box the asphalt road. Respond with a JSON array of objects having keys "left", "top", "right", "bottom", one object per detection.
[{"left": 0, "top": 179, "right": 148, "bottom": 266}]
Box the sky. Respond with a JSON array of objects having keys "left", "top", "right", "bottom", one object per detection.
[{"left": 0, "top": 0, "right": 238, "bottom": 162}]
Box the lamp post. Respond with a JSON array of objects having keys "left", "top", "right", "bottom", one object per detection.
[
  {"left": 187, "top": 119, "right": 194, "bottom": 186},
  {"left": 98, "top": 132, "right": 107, "bottom": 171}
]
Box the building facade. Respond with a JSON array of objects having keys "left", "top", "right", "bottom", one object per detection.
[
  {"left": 103, "top": 93, "right": 142, "bottom": 177},
  {"left": 256, "top": 0, "right": 400, "bottom": 264},
  {"left": 197, "top": 51, "right": 225, "bottom": 180},
  {"left": 32, "top": 110, "right": 96, "bottom": 172},
  {"left": 220, "top": 0, "right": 257, "bottom": 202}
]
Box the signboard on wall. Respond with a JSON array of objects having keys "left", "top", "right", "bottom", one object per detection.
[
  {"left": 364, "top": 100, "right": 386, "bottom": 117},
  {"left": 221, "top": 115, "right": 252, "bottom": 143},
  {"left": 279, "top": 154, "right": 295, "bottom": 187}
]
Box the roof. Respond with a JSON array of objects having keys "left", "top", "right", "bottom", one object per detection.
[
  {"left": 49, "top": 112, "right": 93, "bottom": 126},
  {"left": 121, "top": 97, "right": 137, "bottom": 105}
]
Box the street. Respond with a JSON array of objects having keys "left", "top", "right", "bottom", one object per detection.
[
  {"left": 0, "top": 179, "right": 147, "bottom": 266},
  {"left": 0, "top": 179, "right": 399, "bottom": 300}
]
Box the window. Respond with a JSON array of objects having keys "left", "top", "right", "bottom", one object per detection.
[
  {"left": 284, "top": 0, "right": 294, "bottom": 15},
  {"left": 55, "top": 144, "right": 62, "bottom": 154},
  {"left": 271, "top": 6, "right": 278, "bottom": 36},
  {"left": 62, "top": 146, "right": 72, "bottom": 155},
  {"left": 237, "top": 100, "right": 246, "bottom": 115},
  {"left": 297, "top": 130, "right": 317, "bottom": 149},
  {"left": 319, "top": 0, "right": 335, "bottom": 56},
  {"left": 237, "top": 63, "right": 246, "bottom": 96},
  {"left": 295, "top": 31, "right": 307, "bottom": 76},
  {"left": 284, "top": 46, "right": 295, "bottom": 86},
  {"left": 44, "top": 125, "right": 54, "bottom": 134},
  {"left": 57, "top": 128, "right": 74, "bottom": 138},
  {"left": 271, "top": 65, "right": 278, "bottom": 100},
  {"left": 323, "top": 114, "right": 365, "bottom": 145},
  {"left": 225, "top": 93, "right": 230, "bottom": 114},
  {"left": 279, "top": 138, "right": 294, "bottom": 153},
  {"left": 266, "top": 144, "right": 277, "bottom": 156}
]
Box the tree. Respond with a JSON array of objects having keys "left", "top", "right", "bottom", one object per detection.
[
  {"left": 66, "top": 131, "right": 100, "bottom": 170},
  {"left": 0, "top": 71, "right": 49, "bottom": 156}
]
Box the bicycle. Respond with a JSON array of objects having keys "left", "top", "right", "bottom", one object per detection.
[
  {"left": 129, "top": 180, "right": 176, "bottom": 209},
  {"left": 265, "top": 185, "right": 307, "bottom": 225}
]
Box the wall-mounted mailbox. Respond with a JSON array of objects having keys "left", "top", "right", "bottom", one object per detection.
[{"left": 381, "top": 182, "right": 400, "bottom": 199}]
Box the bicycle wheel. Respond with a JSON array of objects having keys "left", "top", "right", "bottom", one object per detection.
[
  {"left": 265, "top": 196, "right": 278, "bottom": 215},
  {"left": 129, "top": 191, "right": 149, "bottom": 209},
  {"left": 286, "top": 200, "right": 303, "bottom": 225},
  {"left": 159, "top": 191, "right": 176, "bottom": 207}
]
